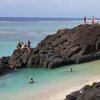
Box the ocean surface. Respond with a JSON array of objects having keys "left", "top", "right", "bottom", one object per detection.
[
  {"left": 0, "top": 17, "right": 100, "bottom": 100},
  {"left": 0, "top": 17, "right": 84, "bottom": 57}
]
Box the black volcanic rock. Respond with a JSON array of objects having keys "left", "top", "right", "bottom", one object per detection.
[
  {"left": 0, "top": 56, "right": 13, "bottom": 76},
  {"left": 65, "top": 82, "right": 100, "bottom": 100},
  {"left": 8, "top": 24, "right": 100, "bottom": 68},
  {"left": 8, "top": 48, "right": 33, "bottom": 68}
]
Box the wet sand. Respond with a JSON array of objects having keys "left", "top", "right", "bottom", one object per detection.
[{"left": 1, "top": 75, "right": 100, "bottom": 100}]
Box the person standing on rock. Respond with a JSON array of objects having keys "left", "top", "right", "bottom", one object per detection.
[
  {"left": 92, "top": 17, "right": 94, "bottom": 24},
  {"left": 84, "top": 16, "right": 86, "bottom": 24},
  {"left": 27, "top": 40, "right": 31, "bottom": 48},
  {"left": 17, "top": 41, "right": 22, "bottom": 50},
  {"left": 21, "top": 42, "right": 24, "bottom": 50},
  {"left": 27, "top": 40, "right": 31, "bottom": 52},
  {"left": 98, "top": 18, "right": 99, "bottom": 24}
]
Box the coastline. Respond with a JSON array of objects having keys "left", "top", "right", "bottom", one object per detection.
[
  {"left": 32, "top": 75, "right": 100, "bottom": 100},
  {"left": 48, "top": 75, "right": 100, "bottom": 100},
  {"left": 1, "top": 24, "right": 100, "bottom": 100},
  {"left": 1, "top": 74, "right": 100, "bottom": 100}
]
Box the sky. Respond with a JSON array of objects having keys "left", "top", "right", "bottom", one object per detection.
[{"left": 0, "top": 0, "right": 100, "bottom": 18}]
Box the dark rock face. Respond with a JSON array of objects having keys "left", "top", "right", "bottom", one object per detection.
[
  {"left": 8, "top": 24, "right": 100, "bottom": 68},
  {"left": 8, "top": 49, "right": 32, "bottom": 68},
  {"left": 0, "top": 56, "right": 13, "bottom": 76},
  {"left": 65, "top": 82, "right": 100, "bottom": 100}
]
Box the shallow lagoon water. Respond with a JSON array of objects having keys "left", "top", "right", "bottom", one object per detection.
[{"left": 0, "top": 60, "right": 100, "bottom": 99}]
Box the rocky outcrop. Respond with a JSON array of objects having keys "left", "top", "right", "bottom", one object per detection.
[
  {"left": 65, "top": 82, "right": 100, "bottom": 100},
  {"left": 0, "top": 56, "right": 13, "bottom": 76},
  {"left": 8, "top": 48, "right": 32, "bottom": 68},
  {"left": 8, "top": 24, "right": 100, "bottom": 68}
]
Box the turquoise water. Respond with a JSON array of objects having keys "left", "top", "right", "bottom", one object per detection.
[
  {"left": 0, "top": 18, "right": 100, "bottom": 100},
  {"left": 0, "top": 20, "right": 83, "bottom": 57},
  {"left": 0, "top": 60, "right": 100, "bottom": 98}
]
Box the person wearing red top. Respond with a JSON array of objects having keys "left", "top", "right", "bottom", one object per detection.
[
  {"left": 92, "top": 17, "right": 94, "bottom": 24},
  {"left": 84, "top": 16, "right": 86, "bottom": 24},
  {"left": 27, "top": 40, "right": 31, "bottom": 52}
]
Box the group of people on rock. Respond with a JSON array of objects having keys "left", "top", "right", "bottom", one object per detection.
[
  {"left": 16, "top": 40, "right": 31, "bottom": 52},
  {"left": 84, "top": 16, "right": 96, "bottom": 24}
]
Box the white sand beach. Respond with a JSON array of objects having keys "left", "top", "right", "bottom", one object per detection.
[
  {"left": 48, "top": 76, "right": 100, "bottom": 100},
  {"left": 2, "top": 75, "right": 100, "bottom": 100},
  {"left": 34, "top": 75, "right": 100, "bottom": 100}
]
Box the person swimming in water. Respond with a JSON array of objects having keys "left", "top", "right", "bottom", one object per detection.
[
  {"left": 70, "top": 68, "right": 73, "bottom": 72},
  {"left": 29, "top": 78, "right": 34, "bottom": 84}
]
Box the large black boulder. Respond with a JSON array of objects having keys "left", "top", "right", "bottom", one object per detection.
[
  {"left": 65, "top": 82, "right": 100, "bottom": 100},
  {"left": 0, "top": 56, "right": 13, "bottom": 76},
  {"left": 8, "top": 24, "right": 100, "bottom": 68}
]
